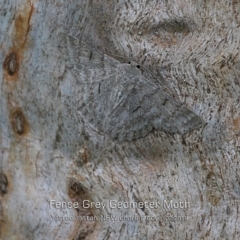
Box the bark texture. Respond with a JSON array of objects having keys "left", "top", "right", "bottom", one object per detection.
[{"left": 0, "top": 0, "right": 240, "bottom": 239}]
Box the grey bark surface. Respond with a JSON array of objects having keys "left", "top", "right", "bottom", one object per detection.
[{"left": 0, "top": 0, "right": 240, "bottom": 239}]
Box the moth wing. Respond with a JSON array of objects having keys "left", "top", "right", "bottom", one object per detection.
[
  {"left": 58, "top": 33, "right": 119, "bottom": 83},
  {"left": 58, "top": 33, "right": 132, "bottom": 134},
  {"left": 59, "top": 33, "right": 204, "bottom": 141},
  {"left": 105, "top": 66, "right": 204, "bottom": 141}
]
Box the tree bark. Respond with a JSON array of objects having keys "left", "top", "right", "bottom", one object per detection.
[{"left": 0, "top": 0, "right": 240, "bottom": 239}]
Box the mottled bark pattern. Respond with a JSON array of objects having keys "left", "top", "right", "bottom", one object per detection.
[{"left": 0, "top": 0, "right": 240, "bottom": 239}]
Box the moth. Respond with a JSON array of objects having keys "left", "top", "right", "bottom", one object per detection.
[{"left": 58, "top": 33, "right": 204, "bottom": 141}]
